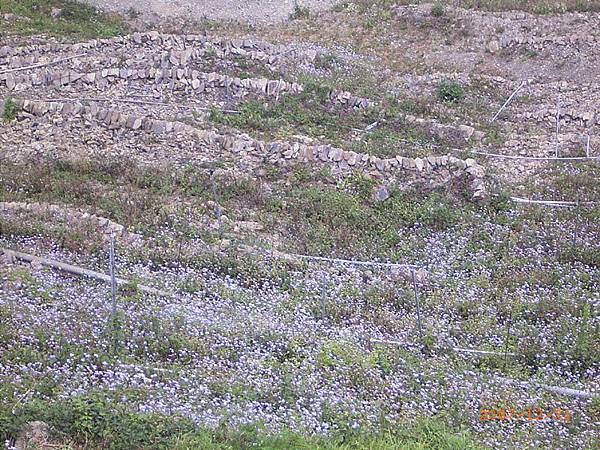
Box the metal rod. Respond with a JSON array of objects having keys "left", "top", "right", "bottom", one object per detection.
[
  {"left": 210, "top": 171, "right": 224, "bottom": 238},
  {"left": 412, "top": 269, "right": 424, "bottom": 350},
  {"left": 555, "top": 94, "right": 561, "bottom": 158},
  {"left": 0, "top": 53, "right": 86, "bottom": 75},
  {"left": 490, "top": 80, "right": 526, "bottom": 123},
  {"left": 467, "top": 150, "right": 600, "bottom": 161},
  {"left": 109, "top": 235, "right": 118, "bottom": 353},
  {"left": 510, "top": 196, "right": 594, "bottom": 207},
  {"left": 503, "top": 306, "right": 514, "bottom": 369},
  {"left": 453, "top": 347, "right": 516, "bottom": 357},
  {"left": 109, "top": 235, "right": 117, "bottom": 316},
  {"left": 2, "top": 247, "right": 171, "bottom": 297}
]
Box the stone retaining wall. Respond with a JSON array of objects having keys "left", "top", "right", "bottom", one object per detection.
[{"left": 12, "top": 98, "right": 487, "bottom": 199}]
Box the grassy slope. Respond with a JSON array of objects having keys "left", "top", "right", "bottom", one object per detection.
[{"left": 0, "top": 0, "right": 126, "bottom": 38}]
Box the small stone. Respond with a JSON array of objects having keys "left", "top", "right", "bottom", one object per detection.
[
  {"left": 487, "top": 40, "right": 501, "bottom": 54},
  {"left": 51, "top": 8, "right": 62, "bottom": 19},
  {"left": 5, "top": 74, "right": 15, "bottom": 90},
  {"left": 373, "top": 185, "right": 390, "bottom": 203},
  {"left": 415, "top": 157, "right": 424, "bottom": 172},
  {"left": 344, "top": 151, "right": 358, "bottom": 166},
  {"left": 328, "top": 147, "right": 343, "bottom": 162},
  {"left": 458, "top": 124, "right": 475, "bottom": 140}
]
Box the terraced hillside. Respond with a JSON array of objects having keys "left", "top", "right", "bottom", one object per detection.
[{"left": 1, "top": 1, "right": 599, "bottom": 449}]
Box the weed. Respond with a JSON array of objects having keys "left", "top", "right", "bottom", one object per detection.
[
  {"left": 2, "top": 98, "right": 18, "bottom": 122},
  {"left": 437, "top": 80, "right": 465, "bottom": 103},
  {"left": 290, "top": 2, "right": 311, "bottom": 20},
  {"left": 431, "top": 2, "right": 446, "bottom": 16}
]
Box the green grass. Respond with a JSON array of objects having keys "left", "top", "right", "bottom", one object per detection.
[
  {"left": 0, "top": 0, "right": 126, "bottom": 38},
  {"left": 1, "top": 394, "right": 482, "bottom": 449},
  {"left": 209, "top": 81, "right": 448, "bottom": 158}
]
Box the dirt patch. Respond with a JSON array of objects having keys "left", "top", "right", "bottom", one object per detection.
[{"left": 80, "top": 0, "right": 338, "bottom": 25}]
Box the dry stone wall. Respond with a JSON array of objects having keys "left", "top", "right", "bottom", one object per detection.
[
  {"left": 0, "top": 68, "right": 304, "bottom": 98},
  {"left": 0, "top": 33, "right": 372, "bottom": 109},
  {"left": 12, "top": 98, "right": 487, "bottom": 200}
]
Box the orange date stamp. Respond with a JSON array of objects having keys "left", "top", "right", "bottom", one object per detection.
[{"left": 480, "top": 407, "right": 572, "bottom": 423}]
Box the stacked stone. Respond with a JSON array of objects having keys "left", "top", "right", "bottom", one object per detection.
[
  {"left": 0, "top": 32, "right": 320, "bottom": 72},
  {"left": 0, "top": 67, "right": 304, "bottom": 97},
  {"left": 13, "top": 98, "right": 488, "bottom": 200}
]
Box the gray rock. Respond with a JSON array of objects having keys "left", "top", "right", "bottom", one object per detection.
[
  {"left": 415, "top": 157, "right": 424, "bottom": 172},
  {"left": 487, "top": 40, "right": 501, "bottom": 53},
  {"left": 373, "top": 185, "right": 390, "bottom": 203}
]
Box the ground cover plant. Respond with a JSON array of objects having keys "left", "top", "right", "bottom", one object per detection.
[{"left": 1, "top": 0, "right": 599, "bottom": 449}]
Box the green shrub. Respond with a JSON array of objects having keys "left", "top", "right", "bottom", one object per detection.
[
  {"left": 290, "top": 2, "right": 311, "bottom": 20},
  {"left": 2, "top": 98, "right": 18, "bottom": 122},
  {"left": 437, "top": 81, "right": 465, "bottom": 103},
  {"left": 431, "top": 2, "right": 446, "bottom": 16}
]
